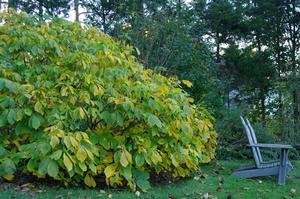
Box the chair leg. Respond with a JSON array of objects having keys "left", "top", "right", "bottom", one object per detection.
[{"left": 278, "top": 148, "right": 288, "bottom": 185}]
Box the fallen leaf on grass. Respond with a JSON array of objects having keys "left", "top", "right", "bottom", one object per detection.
[
  {"left": 194, "top": 176, "right": 200, "bottom": 181},
  {"left": 203, "top": 192, "right": 210, "bottom": 199},
  {"left": 218, "top": 177, "right": 224, "bottom": 184},
  {"left": 99, "top": 189, "right": 105, "bottom": 194},
  {"left": 226, "top": 194, "right": 232, "bottom": 199},
  {"left": 55, "top": 194, "right": 64, "bottom": 199},
  {"left": 216, "top": 186, "right": 222, "bottom": 192},
  {"left": 290, "top": 188, "right": 296, "bottom": 196},
  {"left": 168, "top": 193, "right": 176, "bottom": 199},
  {"left": 135, "top": 191, "right": 141, "bottom": 197}
]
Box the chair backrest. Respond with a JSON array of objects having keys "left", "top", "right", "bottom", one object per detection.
[{"left": 240, "top": 116, "right": 263, "bottom": 167}]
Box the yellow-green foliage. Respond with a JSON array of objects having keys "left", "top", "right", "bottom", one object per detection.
[{"left": 0, "top": 10, "right": 217, "bottom": 190}]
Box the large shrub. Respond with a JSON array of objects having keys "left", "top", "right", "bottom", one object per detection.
[{"left": 0, "top": 11, "right": 217, "bottom": 190}]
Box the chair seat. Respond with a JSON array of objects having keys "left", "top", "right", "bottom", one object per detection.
[{"left": 258, "top": 160, "right": 293, "bottom": 169}]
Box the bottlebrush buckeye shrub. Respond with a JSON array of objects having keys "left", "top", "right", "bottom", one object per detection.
[{"left": 0, "top": 10, "right": 217, "bottom": 190}]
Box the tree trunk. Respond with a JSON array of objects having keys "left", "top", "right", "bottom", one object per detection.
[
  {"left": 8, "top": 0, "right": 18, "bottom": 9},
  {"left": 216, "top": 32, "right": 220, "bottom": 63},
  {"left": 290, "top": 0, "right": 299, "bottom": 137},
  {"left": 74, "top": 0, "right": 79, "bottom": 22},
  {"left": 102, "top": 8, "right": 107, "bottom": 33},
  {"left": 261, "top": 91, "right": 266, "bottom": 129},
  {"left": 38, "top": 1, "right": 43, "bottom": 17}
]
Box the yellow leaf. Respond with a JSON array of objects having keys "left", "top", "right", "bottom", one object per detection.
[
  {"left": 79, "top": 107, "right": 85, "bottom": 119},
  {"left": 69, "top": 136, "right": 79, "bottom": 148},
  {"left": 69, "top": 96, "right": 76, "bottom": 105},
  {"left": 120, "top": 151, "right": 129, "bottom": 167},
  {"left": 3, "top": 173, "right": 14, "bottom": 181},
  {"left": 104, "top": 164, "right": 117, "bottom": 178},
  {"left": 50, "top": 135, "right": 59, "bottom": 148},
  {"left": 63, "top": 154, "right": 73, "bottom": 172},
  {"left": 84, "top": 174, "right": 96, "bottom": 187},
  {"left": 181, "top": 80, "right": 193, "bottom": 88},
  {"left": 53, "top": 129, "right": 64, "bottom": 137},
  {"left": 63, "top": 136, "right": 71, "bottom": 149},
  {"left": 76, "top": 147, "right": 87, "bottom": 162}
]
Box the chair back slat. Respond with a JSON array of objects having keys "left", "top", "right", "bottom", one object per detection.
[
  {"left": 245, "top": 118, "right": 263, "bottom": 162},
  {"left": 240, "top": 116, "right": 262, "bottom": 167}
]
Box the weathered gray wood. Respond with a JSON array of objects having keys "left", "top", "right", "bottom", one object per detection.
[
  {"left": 248, "top": 144, "right": 293, "bottom": 149},
  {"left": 240, "top": 116, "right": 261, "bottom": 167},
  {"left": 278, "top": 148, "right": 288, "bottom": 185},
  {"left": 245, "top": 118, "right": 263, "bottom": 163},
  {"left": 232, "top": 116, "right": 294, "bottom": 185},
  {"left": 232, "top": 166, "right": 280, "bottom": 178}
]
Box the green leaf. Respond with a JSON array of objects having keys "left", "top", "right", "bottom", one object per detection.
[
  {"left": 7, "top": 109, "right": 17, "bottom": 125},
  {"left": 0, "top": 146, "right": 6, "bottom": 157},
  {"left": 134, "top": 170, "right": 151, "bottom": 191},
  {"left": 47, "top": 160, "right": 59, "bottom": 177},
  {"left": 27, "top": 159, "right": 38, "bottom": 172},
  {"left": 181, "top": 123, "right": 193, "bottom": 135},
  {"left": 63, "top": 154, "right": 73, "bottom": 172},
  {"left": 50, "top": 150, "right": 63, "bottom": 160},
  {"left": 30, "top": 113, "right": 43, "bottom": 129},
  {"left": 135, "top": 154, "right": 145, "bottom": 167},
  {"left": 89, "top": 162, "right": 97, "bottom": 174},
  {"left": 38, "top": 159, "right": 49, "bottom": 176},
  {"left": 120, "top": 166, "right": 132, "bottom": 182},
  {"left": 16, "top": 109, "right": 24, "bottom": 121},
  {"left": 78, "top": 162, "right": 87, "bottom": 172},
  {"left": 24, "top": 108, "right": 32, "bottom": 116},
  {"left": 120, "top": 151, "right": 129, "bottom": 167},
  {"left": 38, "top": 143, "right": 51, "bottom": 155},
  {"left": 5, "top": 80, "right": 17, "bottom": 93},
  {"left": 2, "top": 158, "right": 16, "bottom": 175},
  {"left": 34, "top": 101, "right": 44, "bottom": 115},
  {"left": 147, "top": 114, "right": 162, "bottom": 128},
  {"left": 100, "top": 111, "right": 116, "bottom": 125},
  {"left": 50, "top": 136, "right": 60, "bottom": 148},
  {"left": 0, "top": 114, "right": 7, "bottom": 127}
]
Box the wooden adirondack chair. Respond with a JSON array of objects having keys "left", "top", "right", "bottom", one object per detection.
[{"left": 232, "top": 116, "right": 293, "bottom": 185}]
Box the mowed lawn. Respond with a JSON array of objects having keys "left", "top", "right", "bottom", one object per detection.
[{"left": 0, "top": 161, "right": 299, "bottom": 199}]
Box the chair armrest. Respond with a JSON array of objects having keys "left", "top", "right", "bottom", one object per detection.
[{"left": 247, "top": 143, "right": 293, "bottom": 149}]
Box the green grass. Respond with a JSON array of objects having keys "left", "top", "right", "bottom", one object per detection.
[{"left": 1, "top": 161, "right": 299, "bottom": 199}]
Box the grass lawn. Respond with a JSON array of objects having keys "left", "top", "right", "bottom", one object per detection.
[{"left": 0, "top": 160, "right": 299, "bottom": 199}]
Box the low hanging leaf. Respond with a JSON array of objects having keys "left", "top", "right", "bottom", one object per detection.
[
  {"left": 134, "top": 170, "right": 151, "bottom": 191},
  {"left": 63, "top": 154, "right": 73, "bottom": 172},
  {"left": 84, "top": 174, "right": 96, "bottom": 187},
  {"left": 104, "top": 164, "right": 117, "bottom": 179},
  {"left": 47, "top": 160, "right": 59, "bottom": 177}
]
